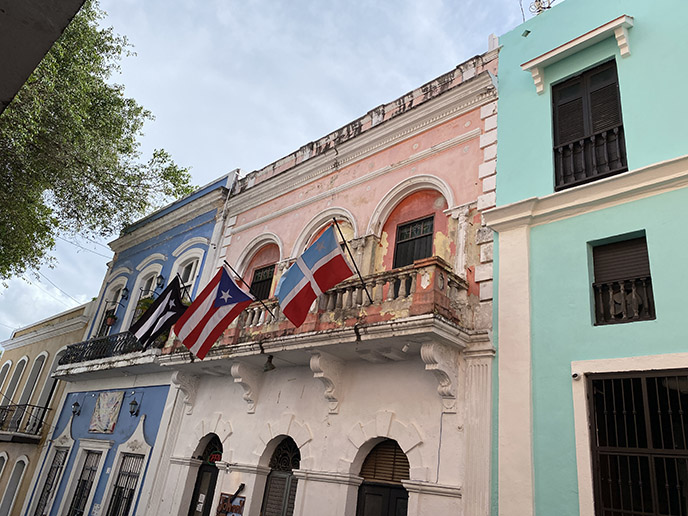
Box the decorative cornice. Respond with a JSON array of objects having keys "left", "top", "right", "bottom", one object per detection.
[
  {"left": 229, "top": 73, "right": 495, "bottom": 221},
  {"left": 169, "top": 456, "right": 203, "bottom": 467},
  {"left": 521, "top": 15, "right": 634, "bottom": 94},
  {"left": 226, "top": 462, "right": 271, "bottom": 476},
  {"left": 230, "top": 362, "right": 261, "bottom": 414},
  {"left": 309, "top": 352, "right": 344, "bottom": 414},
  {"left": 1, "top": 314, "right": 90, "bottom": 351},
  {"left": 135, "top": 253, "right": 167, "bottom": 271},
  {"left": 292, "top": 470, "right": 363, "bottom": 486},
  {"left": 402, "top": 480, "right": 462, "bottom": 498},
  {"left": 485, "top": 154, "right": 688, "bottom": 232},
  {"left": 110, "top": 189, "right": 226, "bottom": 252}
]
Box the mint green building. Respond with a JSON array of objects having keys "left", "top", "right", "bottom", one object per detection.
[{"left": 486, "top": 1, "right": 688, "bottom": 515}]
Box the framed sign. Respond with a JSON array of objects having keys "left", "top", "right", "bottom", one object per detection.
[{"left": 216, "top": 493, "right": 245, "bottom": 516}]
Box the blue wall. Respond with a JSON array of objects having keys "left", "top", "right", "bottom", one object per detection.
[{"left": 30, "top": 384, "right": 170, "bottom": 516}]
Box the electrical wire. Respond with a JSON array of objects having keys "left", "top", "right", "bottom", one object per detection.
[
  {"left": 35, "top": 271, "right": 81, "bottom": 304},
  {"left": 21, "top": 277, "right": 74, "bottom": 308},
  {"left": 56, "top": 235, "right": 111, "bottom": 258}
]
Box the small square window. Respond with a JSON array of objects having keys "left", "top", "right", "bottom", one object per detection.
[{"left": 592, "top": 235, "right": 655, "bottom": 325}]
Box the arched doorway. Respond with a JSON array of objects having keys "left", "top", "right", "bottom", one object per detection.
[
  {"left": 260, "top": 436, "right": 300, "bottom": 516},
  {"left": 187, "top": 434, "right": 223, "bottom": 516},
  {"left": 356, "top": 439, "right": 409, "bottom": 516}
]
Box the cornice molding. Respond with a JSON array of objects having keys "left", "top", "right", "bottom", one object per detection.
[
  {"left": 485, "top": 154, "right": 688, "bottom": 232},
  {"left": 1, "top": 315, "right": 90, "bottom": 351},
  {"left": 521, "top": 15, "right": 634, "bottom": 94},
  {"left": 229, "top": 73, "right": 496, "bottom": 220},
  {"left": 110, "top": 189, "right": 226, "bottom": 252},
  {"left": 402, "top": 480, "right": 462, "bottom": 498}
]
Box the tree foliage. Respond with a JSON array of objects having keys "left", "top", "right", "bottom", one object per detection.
[{"left": 0, "top": 0, "right": 193, "bottom": 281}]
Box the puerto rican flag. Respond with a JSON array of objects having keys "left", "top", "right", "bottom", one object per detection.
[
  {"left": 275, "top": 225, "right": 355, "bottom": 327},
  {"left": 174, "top": 265, "right": 254, "bottom": 360}
]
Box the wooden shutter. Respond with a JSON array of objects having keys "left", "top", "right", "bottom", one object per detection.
[
  {"left": 588, "top": 63, "right": 622, "bottom": 133},
  {"left": 359, "top": 440, "right": 410, "bottom": 484},
  {"left": 553, "top": 79, "right": 585, "bottom": 146},
  {"left": 593, "top": 237, "right": 650, "bottom": 283}
]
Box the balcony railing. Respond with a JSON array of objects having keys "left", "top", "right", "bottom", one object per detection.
[
  {"left": 0, "top": 403, "right": 50, "bottom": 438},
  {"left": 59, "top": 331, "right": 143, "bottom": 365},
  {"left": 554, "top": 125, "right": 627, "bottom": 191},
  {"left": 208, "top": 256, "right": 469, "bottom": 348},
  {"left": 593, "top": 276, "right": 655, "bottom": 325}
]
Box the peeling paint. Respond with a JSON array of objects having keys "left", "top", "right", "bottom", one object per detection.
[
  {"left": 420, "top": 270, "right": 431, "bottom": 289},
  {"left": 434, "top": 231, "right": 452, "bottom": 263},
  {"left": 375, "top": 231, "right": 389, "bottom": 272}
]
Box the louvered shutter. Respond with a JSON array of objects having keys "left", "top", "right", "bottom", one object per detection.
[
  {"left": 588, "top": 63, "right": 622, "bottom": 133},
  {"left": 593, "top": 237, "right": 651, "bottom": 283},
  {"left": 553, "top": 79, "right": 585, "bottom": 146},
  {"left": 359, "top": 440, "right": 410, "bottom": 484}
]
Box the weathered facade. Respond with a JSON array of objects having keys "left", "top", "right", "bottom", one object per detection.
[
  {"left": 0, "top": 302, "right": 94, "bottom": 516},
  {"left": 150, "top": 46, "right": 499, "bottom": 516},
  {"left": 21, "top": 175, "right": 233, "bottom": 516},
  {"left": 486, "top": 1, "right": 688, "bottom": 515}
]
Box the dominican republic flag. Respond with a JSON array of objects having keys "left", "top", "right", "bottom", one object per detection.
[
  {"left": 129, "top": 276, "right": 187, "bottom": 349},
  {"left": 173, "top": 265, "right": 254, "bottom": 360},
  {"left": 275, "top": 225, "right": 355, "bottom": 327}
]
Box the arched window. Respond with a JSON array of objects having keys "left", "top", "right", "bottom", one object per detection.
[
  {"left": 9, "top": 353, "right": 46, "bottom": 431},
  {"left": 27, "top": 351, "right": 64, "bottom": 435},
  {"left": 172, "top": 249, "right": 204, "bottom": 302},
  {"left": 260, "top": 437, "right": 300, "bottom": 516},
  {"left": 0, "top": 457, "right": 28, "bottom": 515},
  {"left": 356, "top": 440, "right": 409, "bottom": 516},
  {"left": 96, "top": 285, "right": 125, "bottom": 338},
  {"left": 187, "top": 434, "right": 223, "bottom": 516},
  {"left": 0, "top": 362, "right": 11, "bottom": 393},
  {"left": 1, "top": 357, "right": 27, "bottom": 407},
  {"left": 0, "top": 452, "right": 7, "bottom": 478},
  {"left": 246, "top": 244, "right": 280, "bottom": 301}
]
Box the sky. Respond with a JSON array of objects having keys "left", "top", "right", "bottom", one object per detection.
[{"left": 0, "top": 0, "right": 532, "bottom": 342}]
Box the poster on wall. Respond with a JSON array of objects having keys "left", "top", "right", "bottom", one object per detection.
[
  {"left": 89, "top": 391, "right": 124, "bottom": 433},
  {"left": 216, "top": 494, "right": 245, "bottom": 516}
]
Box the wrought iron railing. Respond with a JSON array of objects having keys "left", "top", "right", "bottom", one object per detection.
[
  {"left": 0, "top": 403, "right": 50, "bottom": 436},
  {"left": 59, "top": 331, "right": 143, "bottom": 365},
  {"left": 593, "top": 276, "right": 655, "bottom": 325},
  {"left": 555, "top": 125, "right": 627, "bottom": 191}
]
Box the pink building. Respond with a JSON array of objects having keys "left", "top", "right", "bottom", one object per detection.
[{"left": 156, "top": 44, "right": 499, "bottom": 516}]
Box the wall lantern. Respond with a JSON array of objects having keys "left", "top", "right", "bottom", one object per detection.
[
  {"left": 121, "top": 287, "right": 129, "bottom": 301},
  {"left": 263, "top": 355, "right": 276, "bottom": 372},
  {"left": 156, "top": 274, "right": 165, "bottom": 288},
  {"left": 129, "top": 398, "right": 139, "bottom": 417},
  {"left": 71, "top": 401, "right": 81, "bottom": 416}
]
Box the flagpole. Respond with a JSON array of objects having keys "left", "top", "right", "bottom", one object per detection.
[
  {"left": 332, "top": 217, "right": 373, "bottom": 304},
  {"left": 223, "top": 261, "right": 276, "bottom": 320}
]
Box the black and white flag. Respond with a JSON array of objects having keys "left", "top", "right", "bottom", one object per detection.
[{"left": 129, "top": 276, "right": 187, "bottom": 349}]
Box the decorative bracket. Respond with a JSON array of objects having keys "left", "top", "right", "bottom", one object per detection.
[
  {"left": 231, "top": 362, "right": 261, "bottom": 413},
  {"left": 171, "top": 372, "right": 199, "bottom": 415},
  {"left": 310, "top": 352, "right": 344, "bottom": 414},
  {"left": 420, "top": 342, "right": 459, "bottom": 413}
]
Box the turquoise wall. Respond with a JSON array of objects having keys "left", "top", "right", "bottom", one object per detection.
[
  {"left": 529, "top": 187, "right": 688, "bottom": 514},
  {"left": 495, "top": 0, "right": 688, "bottom": 514},
  {"left": 497, "top": 0, "right": 688, "bottom": 206}
]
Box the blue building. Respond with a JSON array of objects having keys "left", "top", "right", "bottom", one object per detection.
[{"left": 23, "top": 173, "right": 235, "bottom": 516}]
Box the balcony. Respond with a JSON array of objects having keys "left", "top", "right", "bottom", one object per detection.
[
  {"left": 593, "top": 276, "right": 655, "bottom": 325},
  {"left": 55, "top": 331, "right": 161, "bottom": 380},
  {"left": 0, "top": 404, "right": 50, "bottom": 443},
  {"left": 554, "top": 125, "right": 627, "bottom": 191},
  {"left": 161, "top": 257, "right": 479, "bottom": 370}
]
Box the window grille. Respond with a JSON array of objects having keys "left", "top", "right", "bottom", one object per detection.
[
  {"left": 105, "top": 453, "right": 145, "bottom": 516},
  {"left": 67, "top": 450, "right": 101, "bottom": 516},
  {"left": 33, "top": 448, "right": 68, "bottom": 516},
  {"left": 393, "top": 216, "right": 434, "bottom": 268},
  {"left": 589, "top": 372, "right": 688, "bottom": 515},
  {"left": 250, "top": 265, "right": 275, "bottom": 301},
  {"left": 592, "top": 236, "right": 655, "bottom": 325},
  {"left": 553, "top": 60, "right": 627, "bottom": 190}
]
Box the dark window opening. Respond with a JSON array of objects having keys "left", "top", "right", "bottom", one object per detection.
[
  {"left": 251, "top": 264, "right": 275, "bottom": 301},
  {"left": 357, "top": 440, "right": 409, "bottom": 516},
  {"left": 592, "top": 235, "right": 655, "bottom": 325},
  {"left": 589, "top": 371, "right": 688, "bottom": 515},
  {"left": 553, "top": 60, "right": 627, "bottom": 191},
  {"left": 393, "top": 216, "right": 434, "bottom": 268},
  {"left": 33, "top": 449, "right": 68, "bottom": 516},
  {"left": 106, "top": 453, "right": 145, "bottom": 516},
  {"left": 67, "top": 450, "right": 102, "bottom": 516}
]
